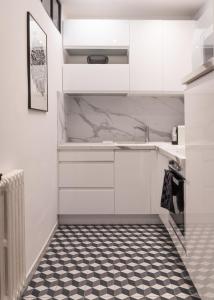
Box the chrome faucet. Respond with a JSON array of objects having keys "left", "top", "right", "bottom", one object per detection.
[
  {"left": 134, "top": 125, "right": 150, "bottom": 143},
  {"left": 145, "top": 126, "right": 150, "bottom": 143}
]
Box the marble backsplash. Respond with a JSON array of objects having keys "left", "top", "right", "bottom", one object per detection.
[
  {"left": 58, "top": 92, "right": 67, "bottom": 143},
  {"left": 58, "top": 94, "right": 184, "bottom": 143}
]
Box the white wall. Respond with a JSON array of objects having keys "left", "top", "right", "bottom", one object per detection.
[{"left": 0, "top": 1, "right": 62, "bottom": 275}]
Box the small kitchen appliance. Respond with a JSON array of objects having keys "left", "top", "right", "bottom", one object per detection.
[{"left": 171, "top": 126, "right": 178, "bottom": 145}]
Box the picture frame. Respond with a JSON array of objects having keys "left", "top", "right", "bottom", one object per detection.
[
  {"left": 41, "top": 0, "right": 61, "bottom": 32},
  {"left": 27, "top": 12, "right": 48, "bottom": 112},
  {"left": 52, "top": 0, "right": 62, "bottom": 32},
  {"left": 41, "top": 0, "right": 51, "bottom": 16}
]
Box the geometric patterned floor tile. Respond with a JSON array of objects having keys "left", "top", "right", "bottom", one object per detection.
[{"left": 21, "top": 224, "right": 201, "bottom": 300}]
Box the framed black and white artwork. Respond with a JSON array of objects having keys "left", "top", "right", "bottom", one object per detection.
[
  {"left": 27, "top": 12, "right": 48, "bottom": 112},
  {"left": 52, "top": 0, "right": 61, "bottom": 32},
  {"left": 41, "top": 0, "right": 51, "bottom": 16},
  {"left": 41, "top": 0, "right": 62, "bottom": 32}
]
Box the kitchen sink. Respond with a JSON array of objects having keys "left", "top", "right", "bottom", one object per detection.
[
  {"left": 102, "top": 141, "right": 147, "bottom": 145},
  {"left": 115, "top": 141, "right": 147, "bottom": 144}
]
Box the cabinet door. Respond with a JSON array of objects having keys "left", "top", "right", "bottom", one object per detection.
[
  {"left": 59, "top": 150, "right": 114, "bottom": 162},
  {"left": 115, "top": 150, "right": 152, "bottom": 214},
  {"left": 163, "top": 21, "right": 195, "bottom": 92},
  {"left": 63, "top": 20, "right": 130, "bottom": 48},
  {"left": 63, "top": 64, "right": 129, "bottom": 93},
  {"left": 130, "top": 21, "right": 163, "bottom": 93},
  {"left": 59, "top": 162, "right": 114, "bottom": 188},
  {"left": 192, "top": 2, "right": 214, "bottom": 70},
  {"left": 59, "top": 189, "right": 114, "bottom": 214}
]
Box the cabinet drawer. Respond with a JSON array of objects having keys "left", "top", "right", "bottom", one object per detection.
[
  {"left": 59, "top": 189, "right": 114, "bottom": 214},
  {"left": 59, "top": 150, "right": 114, "bottom": 162},
  {"left": 59, "top": 163, "right": 114, "bottom": 187}
]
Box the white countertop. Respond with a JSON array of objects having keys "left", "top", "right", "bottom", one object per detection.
[
  {"left": 157, "top": 143, "right": 185, "bottom": 164},
  {"left": 58, "top": 142, "right": 185, "bottom": 162}
]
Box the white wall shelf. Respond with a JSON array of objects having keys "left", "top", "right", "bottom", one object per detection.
[
  {"left": 64, "top": 49, "right": 129, "bottom": 65},
  {"left": 64, "top": 47, "right": 129, "bottom": 53}
]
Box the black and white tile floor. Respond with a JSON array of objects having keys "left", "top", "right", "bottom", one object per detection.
[{"left": 22, "top": 225, "right": 201, "bottom": 300}]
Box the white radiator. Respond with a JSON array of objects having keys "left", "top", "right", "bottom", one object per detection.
[{"left": 0, "top": 170, "right": 25, "bottom": 300}]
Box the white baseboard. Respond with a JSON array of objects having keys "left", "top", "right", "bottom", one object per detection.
[
  {"left": 58, "top": 214, "right": 162, "bottom": 225},
  {"left": 20, "top": 223, "right": 58, "bottom": 297}
]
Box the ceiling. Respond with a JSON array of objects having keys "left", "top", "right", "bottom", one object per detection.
[{"left": 61, "top": 0, "right": 207, "bottom": 20}]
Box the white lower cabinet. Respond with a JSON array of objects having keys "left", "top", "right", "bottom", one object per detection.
[
  {"left": 59, "top": 189, "right": 114, "bottom": 214},
  {"left": 115, "top": 150, "right": 153, "bottom": 214},
  {"left": 58, "top": 149, "right": 166, "bottom": 216},
  {"left": 59, "top": 162, "right": 114, "bottom": 188},
  {"left": 59, "top": 150, "right": 114, "bottom": 162},
  {"left": 58, "top": 150, "right": 115, "bottom": 215}
]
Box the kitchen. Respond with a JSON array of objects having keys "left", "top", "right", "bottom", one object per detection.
[{"left": 0, "top": 0, "right": 214, "bottom": 300}]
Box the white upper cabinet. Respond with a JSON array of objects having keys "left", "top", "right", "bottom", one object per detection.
[
  {"left": 130, "top": 20, "right": 195, "bottom": 94},
  {"left": 63, "top": 20, "right": 130, "bottom": 48},
  {"left": 62, "top": 19, "right": 195, "bottom": 94},
  {"left": 163, "top": 21, "right": 195, "bottom": 93},
  {"left": 63, "top": 20, "right": 130, "bottom": 94},
  {"left": 63, "top": 64, "right": 129, "bottom": 93},
  {"left": 192, "top": 1, "right": 214, "bottom": 70},
  {"left": 130, "top": 21, "right": 163, "bottom": 93}
]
